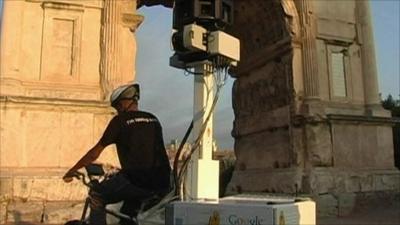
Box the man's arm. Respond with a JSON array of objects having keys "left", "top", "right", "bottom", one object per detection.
[{"left": 63, "top": 142, "right": 105, "bottom": 183}]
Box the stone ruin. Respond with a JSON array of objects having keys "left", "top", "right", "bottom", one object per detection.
[
  {"left": 0, "top": 0, "right": 142, "bottom": 223},
  {"left": 1, "top": 0, "right": 399, "bottom": 223},
  {"left": 225, "top": 1, "right": 400, "bottom": 217}
]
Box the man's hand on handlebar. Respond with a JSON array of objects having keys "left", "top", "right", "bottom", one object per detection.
[
  {"left": 63, "top": 170, "right": 81, "bottom": 183},
  {"left": 63, "top": 163, "right": 116, "bottom": 185}
]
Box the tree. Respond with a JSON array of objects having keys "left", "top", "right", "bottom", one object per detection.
[
  {"left": 382, "top": 94, "right": 400, "bottom": 169},
  {"left": 382, "top": 94, "right": 400, "bottom": 117}
]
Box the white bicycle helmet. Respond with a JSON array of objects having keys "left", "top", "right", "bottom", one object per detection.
[{"left": 110, "top": 83, "right": 140, "bottom": 108}]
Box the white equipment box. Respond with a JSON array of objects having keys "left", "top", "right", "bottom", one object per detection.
[
  {"left": 207, "top": 31, "right": 240, "bottom": 62},
  {"left": 166, "top": 195, "right": 315, "bottom": 225},
  {"left": 183, "top": 24, "right": 207, "bottom": 52}
]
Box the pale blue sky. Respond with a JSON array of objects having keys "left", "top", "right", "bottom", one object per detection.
[
  {"left": 371, "top": 0, "right": 400, "bottom": 98},
  {"left": 135, "top": 0, "right": 400, "bottom": 149}
]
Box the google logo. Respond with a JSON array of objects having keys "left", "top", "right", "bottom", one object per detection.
[{"left": 228, "top": 215, "right": 264, "bottom": 225}]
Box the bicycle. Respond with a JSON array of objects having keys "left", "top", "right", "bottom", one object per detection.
[{"left": 64, "top": 163, "right": 176, "bottom": 225}]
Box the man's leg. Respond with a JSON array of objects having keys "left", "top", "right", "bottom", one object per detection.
[
  {"left": 118, "top": 181, "right": 155, "bottom": 225},
  {"left": 88, "top": 190, "right": 107, "bottom": 225},
  {"left": 88, "top": 172, "right": 153, "bottom": 225},
  {"left": 88, "top": 173, "right": 132, "bottom": 225},
  {"left": 119, "top": 200, "right": 141, "bottom": 225}
]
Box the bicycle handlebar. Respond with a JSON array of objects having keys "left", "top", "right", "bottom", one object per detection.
[{"left": 71, "top": 170, "right": 93, "bottom": 187}]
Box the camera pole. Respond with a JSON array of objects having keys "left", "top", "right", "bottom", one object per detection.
[
  {"left": 170, "top": 0, "right": 238, "bottom": 202},
  {"left": 185, "top": 62, "right": 220, "bottom": 201}
]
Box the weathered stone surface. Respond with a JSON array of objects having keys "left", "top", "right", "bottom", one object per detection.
[
  {"left": 314, "top": 0, "right": 356, "bottom": 23},
  {"left": 345, "top": 175, "right": 371, "bottom": 193},
  {"left": 233, "top": 104, "right": 291, "bottom": 138},
  {"left": 374, "top": 173, "right": 400, "bottom": 191},
  {"left": 232, "top": 55, "right": 292, "bottom": 126},
  {"left": 316, "top": 194, "right": 338, "bottom": 218},
  {"left": 316, "top": 191, "right": 400, "bottom": 220},
  {"left": 332, "top": 123, "right": 395, "bottom": 169},
  {"left": 43, "top": 202, "right": 85, "bottom": 224},
  {"left": 0, "top": 102, "right": 118, "bottom": 168},
  {"left": 292, "top": 127, "right": 305, "bottom": 167},
  {"left": 6, "top": 201, "right": 44, "bottom": 223},
  {"left": 314, "top": 0, "right": 357, "bottom": 42},
  {"left": 231, "top": 48, "right": 294, "bottom": 174},
  {"left": 0, "top": 177, "right": 12, "bottom": 200},
  {"left": 2, "top": 201, "right": 87, "bottom": 224},
  {"left": 227, "top": 168, "right": 303, "bottom": 194},
  {"left": 0, "top": 200, "right": 8, "bottom": 224},
  {"left": 11, "top": 176, "right": 87, "bottom": 202},
  {"left": 234, "top": 129, "right": 291, "bottom": 171},
  {"left": 254, "top": 167, "right": 400, "bottom": 197},
  {"left": 354, "top": 191, "right": 400, "bottom": 210},
  {"left": 308, "top": 168, "right": 400, "bottom": 194},
  {"left": 12, "top": 178, "right": 35, "bottom": 200},
  {"left": 305, "top": 123, "right": 333, "bottom": 167},
  {"left": 231, "top": 0, "right": 290, "bottom": 68},
  {"left": 308, "top": 172, "right": 335, "bottom": 194},
  {"left": 337, "top": 193, "right": 356, "bottom": 216},
  {"left": 0, "top": 0, "right": 104, "bottom": 100}
]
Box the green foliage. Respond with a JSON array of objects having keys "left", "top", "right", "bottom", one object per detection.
[
  {"left": 382, "top": 94, "right": 400, "bottom": 169},
  {"left": 382, "top": 94, "right": 400, "bottom": 117}
]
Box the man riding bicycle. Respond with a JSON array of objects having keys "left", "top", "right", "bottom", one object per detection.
[{"left": 63, "top": 83, "right": 171, "bottom": 225}]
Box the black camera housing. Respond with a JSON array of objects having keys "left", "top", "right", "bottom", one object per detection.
[{"left": 173, "top": 0, "right": 234, "bottom": 31}]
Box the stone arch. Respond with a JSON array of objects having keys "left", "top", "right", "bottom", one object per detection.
[{"left": 227, "top": 0, "right": 301, "bottom": 193}]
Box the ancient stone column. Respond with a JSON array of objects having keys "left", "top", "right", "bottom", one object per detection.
[
  {"left": 119, "top": 0, "right": 144, "bottom": 83},
  {"left": 298, "top": 0, "right": 319, "bottom": 101},
  {"left": 0, "top": 0, "right": 24, "bottom": 91},
  {"left": 100, "top": 0, "right": 143, "bottom": 98},
  {"left": 100, "top": 0, "right": 120, "bottom": 96},
  {"left": 356, "top": 0, "right": 381, "bottom": 108}
]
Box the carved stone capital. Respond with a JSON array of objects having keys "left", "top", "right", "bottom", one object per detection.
[{"left": 121, "top": 13, "right": 144, "bottom": 32}]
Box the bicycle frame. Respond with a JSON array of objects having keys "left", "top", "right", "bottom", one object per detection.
[{"left": 67, "top": 165, "right": 138, "bottom": 225}]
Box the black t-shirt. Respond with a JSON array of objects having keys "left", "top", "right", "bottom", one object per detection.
[{"left": 100, "top": 111, "right": 171, "bottom": 191}]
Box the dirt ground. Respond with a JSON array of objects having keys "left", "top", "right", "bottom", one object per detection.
[{"left": 318, "top": 201, "right": 400, "bottom": 225}]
